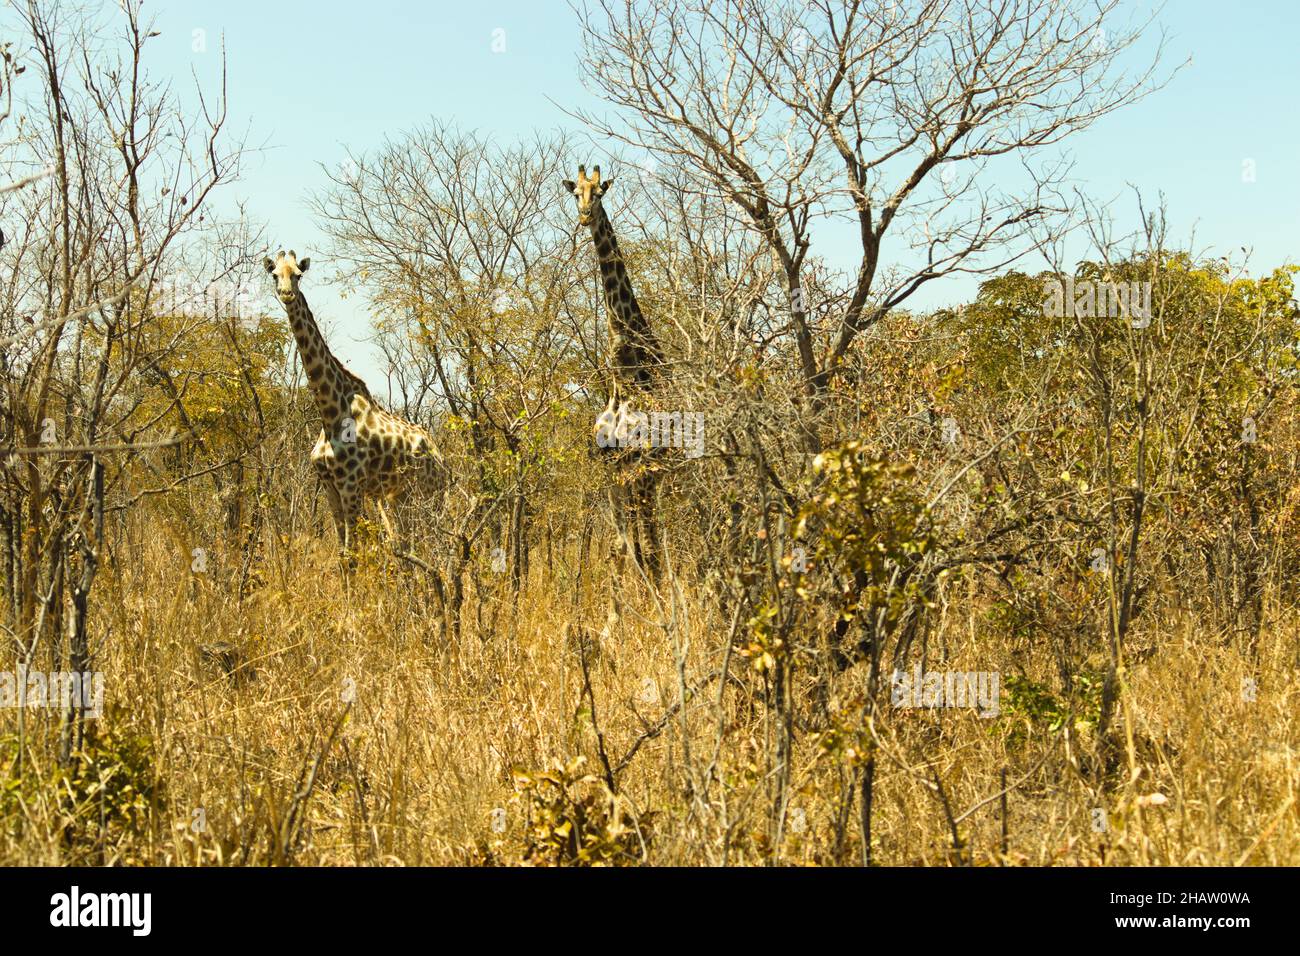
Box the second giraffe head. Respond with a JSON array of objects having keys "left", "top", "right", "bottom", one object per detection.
[
  {"left": 563, "top": 164, "right": 614, "bottom": 228},
  {"left": 263, "top": 249, "right": 311, "bottom": 305}
]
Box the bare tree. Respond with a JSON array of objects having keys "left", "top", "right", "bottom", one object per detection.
[
  {"left": 574, "top": 0, "right": 1173, "bottom": 437},
  {"left": 312, "top": 124, "right": 588, "bottom": 628},
  {"left": 0, "top": 0, "right": 245, "bottom": 763}
]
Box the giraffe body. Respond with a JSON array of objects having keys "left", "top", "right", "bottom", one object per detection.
[
  {"left": 308, "top": 393, "right": 444, "bottom": 541},
  {"left": 265, "top": 250, "right": 445, "bottom": 555}
]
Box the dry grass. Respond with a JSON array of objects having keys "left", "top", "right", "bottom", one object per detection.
[{"left": 1, "top": 513, "right": 1296, "bottom": 867}]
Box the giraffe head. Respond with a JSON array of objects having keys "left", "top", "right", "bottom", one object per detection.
[
  {"left": 263, "top": 249, "right": 312, "bottom": 305},
  {"left": 563, "top": 164, "right": 614, "bottom": 227}
]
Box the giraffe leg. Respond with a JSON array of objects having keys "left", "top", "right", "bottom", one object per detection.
[
  {"left": 337, "top": 487, "right": 360, "bottom": 572},
  {"left": 343, "top": 503, "right": 359, "bottom": 553},
  {"left": 635, "top": 471, "right": 662, "bottom": 581},
  {"left": 375, "top": 498, "right": 397, "bottom": 542},
  {"left": 607, "top": 484, "right": 632, "bottom": 579},
  {"left": 619, "top": 480, "right": 646, "bottom": 575},
  {"left": 311, "top": 433, "right": 348, "bottom": 550},
  {"left": 392, "top": 488, "right": 418, "bottom": 552},
  {"left": 602, "top": 486, "right": 627, "bottom": 625},
  {"left": 321, "top": 479, "right": 347, "bottom": 548},
  {"left": 374, "top": 479, "right": 414, "bottom": 542}
]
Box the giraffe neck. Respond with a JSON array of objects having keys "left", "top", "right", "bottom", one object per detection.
[
  {"left": 284, "top": 291, "right": 372, "bottom": 427},
  {"left": 588, "top": 203, "right": 660, "bottom": 387}
]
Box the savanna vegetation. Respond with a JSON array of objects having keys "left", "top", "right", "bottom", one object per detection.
[{"left": 0, "top": 0, "right": 1296, "bottom": 866}]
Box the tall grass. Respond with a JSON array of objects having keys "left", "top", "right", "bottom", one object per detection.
[{"left": 2, "top": 508, "right": 1294, "bottom": 866}]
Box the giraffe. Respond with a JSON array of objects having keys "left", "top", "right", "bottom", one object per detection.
[
  {"left": 263, "top": 250, "right": 445, "bottom": 557},
  {"left": 564, "top": 165, "right": 663, "bottom": 577},
  {"left": 564, "top": 165, "right": 662, "bottom": 394}
]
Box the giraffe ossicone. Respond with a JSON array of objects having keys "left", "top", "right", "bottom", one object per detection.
[{"left": 263, "top": 249, "right": 446, "bottom": 559}]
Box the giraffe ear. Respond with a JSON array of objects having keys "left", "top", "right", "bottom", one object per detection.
[
  {"left": 298, "top": 257, "right": 311, "bottom": 272},
  {"left": 562, "top": 180, "right": 576, "bottom": 193},
  {"left": 263, "top": 257, "right": 276, "bottom": 273},
  {"left": 599, "top": 177, "right": 615, "bottom": 193}
]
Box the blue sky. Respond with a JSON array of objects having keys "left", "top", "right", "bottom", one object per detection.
[{"left": 121, "top": 1, "right": 1300, "bottom": 380}]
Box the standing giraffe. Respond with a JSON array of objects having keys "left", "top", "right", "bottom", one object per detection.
[
  {"left": 263, "top": 250, "right": 445, "bottom": 557},
  {"left": 564, "top": 165, "right": 663, "bottom": 576}
]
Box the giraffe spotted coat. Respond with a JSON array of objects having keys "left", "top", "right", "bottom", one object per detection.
[{"left": 264, "top": 250, "right": 444, "bottom": 553}]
